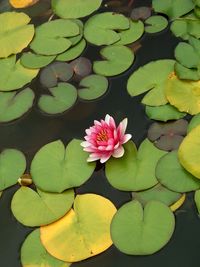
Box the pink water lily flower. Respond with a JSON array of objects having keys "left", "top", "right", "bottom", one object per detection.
[{"left": 81, "top": 114, "right": 132, "bottom": 163}]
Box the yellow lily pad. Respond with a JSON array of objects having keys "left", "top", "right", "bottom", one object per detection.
[
  {"left": 40, "top": 194, "right": 116, "bottom": 262},
  {"left": 178, "top": 124, "right": 200, "bottom": 178},
  {"left": 170, "top": 193, "right": 186, "bottom": 212}
]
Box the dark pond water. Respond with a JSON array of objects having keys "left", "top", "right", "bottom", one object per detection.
[{"left": 0, "top": 0, "right": 200, "bottom": 266}]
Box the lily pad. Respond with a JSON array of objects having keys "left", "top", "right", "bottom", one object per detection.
[
  {"left": 56, "top": 39, "right": 86, "bottom": 62},
  {"left": 40, "top": 194, "right": 116, "bottom": 262},
  {"left": 127, "top": 60, "right": 175, "bottom": 106},
  {"left": 0, "top": 12, "right": 34, "bottom": 58},
  {"left": 111, "top": 200, "right": 175, "bottom": 255},
  {"left": 165, "top": 74, "right": 200, "bottom": 115},
  {"left": 115, "top": 19, "right": 144, "bottom": 45},
  {"left": 179, "top": 124, "right": 200, "bottom": 179},
  {"left": 69, "top": 19, "right": 84, "bottom": 46},
  {"left": 84, "top": 12, "right": 129, "bottom": 46},
  {"left": 170, "top": 194, "right": 186, "bottom": 212},
  {"left": 145, "top": 104, "right": 186, "bottom": 121},
  {"left": 93, "top": 45, "right": 134, "bottom": 77},
  {"left": 31, "top": 139, "right": 95, "bottom": 193},
  {"left": 132, "top": 183, "right": 182, "bottom": 206},
  {"left": 30, "top": 19, "right": 80, "bottom": 55},
  {"left": 11, "top": 186, "right": 74, "bottom": 226},
  {"left": 194, "top": 189, "right": 200, "bottom": 214},
  {"left": 175, "top": 62, "right": 200, "bottom": 80},
  {"left": 0, "top": 55, "right": 39, "bottom": 91},
  {"left": 145, "top": 16, "right": 168, "bottom": 33},
  {"left": 175, "top": 42, "right": 199, "bottom": 68},
  {"left": 78, "top": 75, "right": 108, "bottom": 101},
  {"left": 0, "top": 149, "right": 26, "bottom": 191},
  {"left": 52, "top": 0, "right": 102, "bottom": 19},
  {"left": 21, "top": 229, "right": 70, "bottom": 267},
  {"left": 130, "top": 7, "right": 152, "bottom": 21},
  {"left": 156, "top": 151, "right": 200, "bottom": 192},
  {"left": 152, "top": 0, "right": 194, "bottom": 19},
  {"left": 105, "top": 139, "right": 166, "bottom": 191},
  {"left": 70, "top": 57, "right": 92, "bottom": 80},
  {"left": 187, "top": 113, "right": 200, "bottom": 133},
  {"left": 20, "top": 52, "right": 56, "bottom": 69},
  {"left": 40, "top": 62, "right": 74, "bottom": 88},
  {"left": 38, "top": 83, "right": 77, "bottom": 115},
  {"left": 0, "top": 88, "right": 34, "bottom": 122}
]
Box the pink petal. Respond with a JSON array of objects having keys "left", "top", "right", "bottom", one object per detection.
[
  {"left": 118, "top": 118, "right": 128, "bottom": 137},
  {"left": 106, "top": 144, "right": 114, "bottom": 151},
  {"left": 80, "top": 141, "right": 91, "bottom": 147},
  {"left": 109, "top": 116, "right": 116, "bottom": 129},
  {"left": 105, "top": 114, "right": 111, "bottom": 124},
  {"left": 100, "top": 152, "right": 112, "bottom": 163},
  {"left": 121, "top": 134, "right": 132, "bottom": 144},
  {"left": 94, "top": 120, "right": 101, "bottom": 126},
  {"left": 112, "top": 146, "right": 125, "bottom": 158},
  {"left": 83, "top": 147, "right": 98, "bottom": 153},
  {"left": 87, "top": 153, "right": 101, "bottom": 162}
]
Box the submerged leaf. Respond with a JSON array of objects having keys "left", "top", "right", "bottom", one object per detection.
[
  {"left": 70, "top": 57, "right": 92, "bottom": 80},
  {"left": 130, "top": 6, "right": 152, "bottom": 21}
]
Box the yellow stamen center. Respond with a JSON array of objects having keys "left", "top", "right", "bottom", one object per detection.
[{"left": 96, "top": 129, "right": 108, "bottom": 142}]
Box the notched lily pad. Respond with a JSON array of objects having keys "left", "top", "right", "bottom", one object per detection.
[
  {"left": 148, "top": 119, "right": 188, "bottom": 151},
  {"left": 20, "top": 52, "right": 56, "bottom": 69},
  {"left": 145, "top": 15, "right": 168, "bottom": 33},
  {"left": 40, "top": 194, "right": 116, "bottom": 262},
  {"left": 38, "top": 82, "right": 77, "bottom": 114},
  {"left": 11, "top": 186, "right": 74, "bottom": 226},
  {"left": 31, "top": 139, "right": 96, "bottom": 193},
  {"left": 188, "top": 113, "right": 200, "bottom": 133},
  {"left": 40, "top": 62, "right": 74, "bottom": 88}
]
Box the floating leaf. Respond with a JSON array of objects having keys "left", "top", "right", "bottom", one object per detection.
[
  {"left": 179, "top": 124, "right": 200, "bottom": 179},
  {"left": 30, "top": 19, "right": 80, "bottom": 55},
  {"left": 127, "top": 60, "right": 175, "bottom": 106},
  {"left": 31, "top": 139, "right": 95, "bottom": 193},
  {"left": 111, "top": 200, "right": 175, "bottom": 255},
  {"left": 115, "top": 19, "right": 144, "bottom": 45},
  {"left": 152, "top": 0, "right": 194, "bottom": 19},
  {"left": 165, "top": 74, "right": 200, "bottom": 115},
  {"left": 94, "top": 45, "right": 134, "bottom": 76},
  {"left": 188, "top": 113, "right": 200, "bottom": 132},
  {"left": 20, "top": 52, "right": 56, "bottom": 69},
  {"left": 40, "top": 62, "right": 74, "bottom": 88},
  {"left": 145, "top": 15, "right": 168, "bottom": 33},
  {"left": 40, "top": 194, "right": 116, "bottom": 262},
  {"left": 105, "top": 139, "right": 166, "bottom": 191},
  {"left": 52, "top": 0, "right": 103, "bottom": 19},
  {"left": 78, "top": 75, "right": 108, "bottom": 100},
  {"left": 175, "top": 62, "right": 200, "bottom": 80},
  {"left": 84, "top": 12, "right": 129, "bottom": 46},
  {"left": 38, "top": 83, "right": 77, "bottom": 114},
  {"left": 175, "top": 42, "right": 199, "bottom": 68},
  {"left": 194, "top": 189, "right": 200, "bottom": 214},
  {"left": 194, "top": 6, "right": 200, "bottom": 17},
  {"left": 132, "top": 183, "right": 182, "bottom": 207},
  {"left": 170, "top": 194, "right": 186, "bottom": 211},
  {"left": 130, "top": 6, "right": 152, "bottom": 21},
  {"left": 0, "top": 12, "right": 34, "bottom": 58},
  {"left": 0, "top": 55, "right": 39, "bottom": 91},
  {"left": 145, "top": 104, "right": 186, "bottom": 122},
  {"left": 156, "top": 151, "right": 200, "bottom": 192},
  {"left": 70, "top": 57, "right": 92, "bottom": 80},
  {"left": 0, "top": 149, "right": 26, "bottom": 191},
  {"left": 0, "top": 88, "right": 34, "bottom": 122},
  {"left": 9, "top": 0, "right": 39, "bottom": 8},
  {"left": 21, "top": 229, "right": 70, "bottom": 267},
  {"left": 69, "top": 20, "right": 84, "bottom": 46},
  {"left": 56, "top": 39, "right": 86, "bottom": 62},
  {"left": 11, "top": 187, "right": 74, "bottom": 226}
]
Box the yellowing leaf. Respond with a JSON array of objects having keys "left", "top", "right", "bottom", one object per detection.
[
  {"left": 9, "top": 0, "right": 39, "bottom": 8},
  {"left": 170, "top": 194, "right": 186, "bottom": 212},
  {"left": 40, "top": 194, "right": 116, "bottom": 262}
]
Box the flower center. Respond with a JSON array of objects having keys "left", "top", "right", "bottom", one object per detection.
[{"left": 96, "top": 129, "right": 108, "bottom": 142}]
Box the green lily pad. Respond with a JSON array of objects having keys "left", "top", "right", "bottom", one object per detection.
[
  {"left": 187, "top": 113, "right": 200, "bottom": 133},
  {"left": 78, "top": 75, "right": 108, "bottom": 101},
  {"left": 111, "top": 200, "right": 175, "bottom": 255},
  {"left": 0, "top": 12, "right": 34, "bottom": 58},
  {"left": 105, "top": 139, "right": 166, "bottom": 191},
  {"left": 132, "top": 183, "right": 182, "bottom": 206},
  {"left": 145, "top": 104, "right": 186, "bottom": 122},
  {"left": 175, "top": 62, "right": 200, "bottom": 80},
  {"left": 0, "top": 149, "right": 26, "bottom": 191},
  {"left": 175, "top": 42, "right": 199, "bottom": 68},
  {"left": 165, "top": 75, "right": 200, "bottom": 115},
  {"left": 69, "top": 20, "right": 84, "bottom": 46},
  {"left": 178, "top": 124, "right": 200, "bottom": 179},
  {"left": 20, "top": 52, "right": 56, "bottom": 69},
  {"left": 84, "top": 12, "right": 129, "bottom": 46},
  {"left": 30, "top": 19, "right": 80, "bottom": 55},
  {"left": 21, "top": 229, "right": 70, "bottom": 267},
  {"left": 31, "top": 139, "right": 95, "bottom": 193},
  {"left": 93, "top": 45, "right": 134, "bottom": 77},
  {"left": 52, "top": 0, "right": 102, "bottom": 19},
  {"left": 115, "top": 19, "right": 144, "bottom": 45},
  {"left": 11, "top": 186, "right": 74, "bottom": 226},
  {"left": 56, "top": 39, "right": 86, "bottom": 62},
  {"left": 194, "top": 6, "right": 200, "bottom": 17},
  {"left": 0, "top": 88, "right": 34, "bottom": 122},
  {"left": 0, "top": 55, "right": 39, "bottom": 91},
  {"left": 152, "top": 0, "right": 194, "bottom": 19},
  {"left": 127, "top": 59, "right": 175, "bottom": 106},
  {"left": 194, "top": 189, "right": 200, "bottom": 214},
  {"left": 38, "top": 83, "right": 77, "bottom": 115},
  {"left": 156, "top": 151, "right": 200, "bottom": 192},
  {"left": 40, "top": 62, "right": 74, "bottom": 88},
  {"left": 145, "top": 15, "right": 168, "bottom": 33}
]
